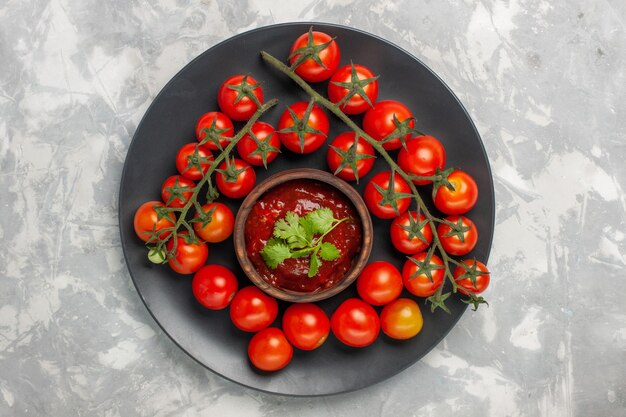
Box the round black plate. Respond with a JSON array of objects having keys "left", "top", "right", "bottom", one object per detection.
[{"left": 119, "top": 22, "right": 494, "bottom": 396}]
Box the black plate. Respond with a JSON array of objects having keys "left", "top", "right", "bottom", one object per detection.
[{"left": 119, "top": 22, "right": 494, "bottom": 396}]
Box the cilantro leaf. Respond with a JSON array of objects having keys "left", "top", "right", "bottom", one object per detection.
[
  {"left": 273, "top": 211, "right": 309, "bottom": 248},
  {"left": 261, "top": 208, "right": 347, "bottom": 276},
  {"left": 261, "top": 240, "right": 292, "bottom": 269},
  {"left": 308, "top": 252, "right": 321, "bottom": 277},
  {"left": 304, "top": 207, "right": 336, "bottom": 235},
  {"left": 319, "top": 242, "right": 341, "bottom": 261},
  {"left": 300, "top": 216, "right": 316, "bottom": 243}
]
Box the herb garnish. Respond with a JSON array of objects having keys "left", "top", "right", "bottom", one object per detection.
[{"left": 260, "top": 208, "right": 346, "bottom": 277}]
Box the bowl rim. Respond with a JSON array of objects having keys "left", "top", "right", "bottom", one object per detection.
[{"left": 233, "top": 168, "right": 373, "bottom": 302}]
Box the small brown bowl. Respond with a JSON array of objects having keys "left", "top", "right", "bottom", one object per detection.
[{"left": 234, "top": 168, "right": 373, "bottom": 302}]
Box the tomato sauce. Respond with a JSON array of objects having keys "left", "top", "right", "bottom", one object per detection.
[{"left": 244, "top": 179, "right": 362, "bottom": 293}]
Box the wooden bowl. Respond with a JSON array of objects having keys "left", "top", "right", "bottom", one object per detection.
[{"left": 234, "top": 168, "right": 373, "bottom": 302}]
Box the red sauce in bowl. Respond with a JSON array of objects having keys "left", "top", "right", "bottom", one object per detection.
[{"left": 244, "top": 179, "right": 362, "bottom": 293}]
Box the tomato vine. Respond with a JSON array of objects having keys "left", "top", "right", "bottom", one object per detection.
[
  {"left": 143, "top": 98, "right": 278, "bottom": 263},
  {"left": 260, "top": 51, "right": 487, "bottom": 312}
]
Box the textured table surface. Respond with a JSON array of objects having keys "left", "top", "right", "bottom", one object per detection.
[{"left": 1, "top": 0, "right": 625, "bottom": 416}]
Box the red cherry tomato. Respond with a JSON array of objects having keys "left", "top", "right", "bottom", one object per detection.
[
  {"left": 326, "top": 132, "right": 375, "bottom": 182},
  {"left": 433, "top": 170, "right": 478, "bottom": 215},
  {"left": 282, "top": 303, "right": 330, "bottom": 351},
  {"left": 356, "top": 261, "right": 403, "bottom": 306},
  {"left": 397, "top": 136, "right": 446, "bottom": 185},
  {"left": 175, "top": 143, "right": 214, "bottom": 181},
  {"left": 215, "top": 158, "right": 256, "bottom": 199},
  {"left": 192, "top": 265, "right": 238, "bottom": 310},
  {"left": 195, "top": 111, "right": 234, "bottom": 150},
  {"left": 133, "top": 201, "right": 175, "bottom": 242},
  {"left": 165, "top": 232, "right": 208, "bottom": 275},
  {"left": 363, "top": 100, "right": 414, "bottom": 150},
  {"left": 454, "top": 260, "right": 490, "bottom": 295},
  {"left": 229, "top": 286, "right": 278, "bottom": 332},
  {"left": 437, "top": 215, "right": 478, "bottom": 256},
  {"left": 248, "top": 327, "right": 293, "bottom": 371},
  {"left": 401, "top": 252, "right": 445, "bottom": 297},
  {"left": 217, "top": 74, "right": 264, "bottom": 121},
  {"left": 331, "top": 298, "right": 380, "bottom": 348},
  {"left": 364, "top": 171, "right": 411, "bottom": 219},
  {"left": 277, "top": 101, "right": 329, "bottom": 154},
  {"left": 161, "top": 175, "right": 195, "bottom": 208},
  {"left": 328, "top": 64, "right": 379, "bottom": 115},
  {"left": 390, "top": 211, "right": 433, "bottom": 255},
  {"left": 193, "top": 202, "right": 234, "bottom": 243},
  {"left": 380, "top": 298, "right": 423, "bottom": 340},
  {"left": 236, "top": 121, "right": 280, "bottom": 167},
  {"left": 289, "top": 30, "right": 340, "bottom": 82}
]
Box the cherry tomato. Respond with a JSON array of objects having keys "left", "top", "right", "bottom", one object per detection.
[
  {"left": 363, "top": 171, "right": 411, "bottom": 219},
  {"left": 437, "top": 215, "right": 478, "bottom": 256},
  {"left": 326, "top": 132, "right": 375, "bottom": 182},
  {"left": 390, "top": 211, "right": 433, "bottom": 255},
  {"left": 328, "top": 64, "right": 379, "bottom": 115},
  {"left": 248, "top": 328, "right": 293, "bottom": 372},
  {"left": 454, "top": 260, "right": 490, "bottom": 295},
  {"left": 356, "top": 261, "right": 403, "bottom": 306},
  {"left": 195, "top": 111, "right": 234, "bottom": 150},
  {"left": 331, "top": 298, "right": 380, "bottom": 348},
  {"left": 236, "top": 121, "right": 280, "bottom": 167},
  {"left": 380, "top": 298, "right": 423, "bottom": 340},
  {"left": 401, "top": 252, "right": 445, "bottom": 297},
  {"left": 277, "top": 101, "right": 329, "bottom": 154},
  {"left": 215, "top": 158, "right": 256, "bottom": 199},
  {"left": 397, "top": 136, "right": 446, "bottom": 185},
  {"left": 165, "top": 232, "right": 208, "bottom": 275},
  {"left": 363, "top": 100, "right": 414, "bottom": 150},
  {"left": 175, "top": 143, "right": 214, "bottom": 181},
  {"left": 434, "top": 170, "right": 478, "bottom": 215},
  {"left": 133, "top": 201, "right": 175, "bottom": 242},
  {"left": 192, "top": 264, "right": 238, "bottom": 310},
  {"left": 193, "top": 202, "right": 234, "bottom": 243},
  {"left": 217, "top": 74, "right": 264, "bottom": 121},
  {"left": 282, "top": 303, "right": 330, "bottom": 351},
  {"left": 289, "top": 30, "right": 340, "bottom": 83},
  {"left": 230, "top": 286, "right": 278, "bottom": 332},
  {"left": 161, "top": 175, "right": 195, "bottom": 208}
]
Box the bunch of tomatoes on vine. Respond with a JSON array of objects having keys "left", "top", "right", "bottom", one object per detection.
[{"left": 132, "top": 28, "right": 491, "bottom": 372}]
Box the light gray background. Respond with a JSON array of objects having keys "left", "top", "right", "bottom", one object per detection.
[{"left": 1, "top": 0, "right": 625, "bottom": 416}]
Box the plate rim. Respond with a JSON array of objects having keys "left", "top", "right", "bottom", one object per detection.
[{"left": 118, "top": 21, "right": 495, "bottom": 397}]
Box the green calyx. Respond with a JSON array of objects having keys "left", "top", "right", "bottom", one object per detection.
[
  {"left": 329, "top": 134, "right": 375, "bottom": 183},
  {"left": 372, "top": 170, "right": 413, "bottom": 215},
  {"left": 198, "top": 118, "right": 231, "bottom": 150},
  {"left": 278, "top": 99, "right": 326, "bottom": 153},
  {"left": 183, "top": 145, "right": 213, "bottom": 176},
  {"left": 163, "top": 177, "right": 194, "bottom": 206},
  {"left": 331, "top": 62, "right": 379, "bottom": 109},
  {"left": 216, "top": 156, "right": 248, "bottom": 183},
  {"left": 245, "top": 130, "right": 280, "bottom": 169},
  {"left": 226, "top": 75, "right": 262, "bottom": 108},
  {"left": 397, "top": 211, "right": 429, "bottom": 243},
  {"left": 288, "top": 26, "right": 335, "bottom": 71},
  {"left": 442, "top": 217, "right": 471, "bottom": 243},
  {"left": 406, "top": 246, "right": 444, "bottom": 283}
]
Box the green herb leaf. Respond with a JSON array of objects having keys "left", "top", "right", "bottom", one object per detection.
[
  {"left": 308, "top": 252, "right": 321, "bottom": 277},
  {"left": 261, "top": 240, "right": 292, "bottom": 269},
  {"left": 319, "top": 242, "right": 341, "bottom": 261},
  {"left": 304, "top": 207, "right": 336, "bottom": 235},
  {"left": 273, "top": 211, "right": 309, "bottom": 248},
  {"left": 260, "top": 207, "right": 346, "bottom": 276}
]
